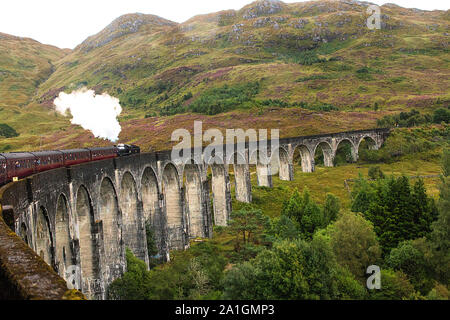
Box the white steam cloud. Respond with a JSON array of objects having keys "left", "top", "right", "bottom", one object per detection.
[{"left": 54, "top": 88, "right": 122, "bottom": 142}]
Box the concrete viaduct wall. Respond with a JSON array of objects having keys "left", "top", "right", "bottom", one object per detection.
[{"left": 0, "top": 128, "right": 389, "bottom": 299}]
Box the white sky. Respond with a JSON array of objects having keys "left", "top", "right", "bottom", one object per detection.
[{"left": 0, "top": 0, "right": 448, "bottom": 49}]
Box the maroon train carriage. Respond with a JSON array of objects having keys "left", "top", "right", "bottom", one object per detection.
[
  {"left": 0, "top": 145, "right": 139, "bottom": 187},
  {"left": 90, "top": 147, "right": 117, "bottom": 161},
  {"left": 61, "top": 149, "right": 92, "bottom": 167},
  {"left": 1, "top": 153, "right": 36, "bottom": 182},
  {"left": 30, "top": 151, "right": 64, "bottom": 173}
]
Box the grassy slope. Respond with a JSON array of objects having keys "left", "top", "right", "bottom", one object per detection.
[
  {"left": 0, "top": 0, "right": 449, "bottom": 151},
  {"left": 0, "top": 33, "right": 70, "bottom": 151}
]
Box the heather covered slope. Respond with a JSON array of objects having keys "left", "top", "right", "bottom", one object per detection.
[
  {"left": 0, "top": 33, "right": 69, "bottom": 148},
  {"left": 37, "top": 0, "right": 449, "bottom": 115},
  {"left": 0, "top": 0, "right": 449, "bottom": 152}
]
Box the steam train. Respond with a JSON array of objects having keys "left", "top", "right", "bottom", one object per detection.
[{"left": 0, "top": 144, "right": 140, "bottom": 186}]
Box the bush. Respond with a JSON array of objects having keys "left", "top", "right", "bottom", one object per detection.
[
  {"left": 433, "top": 108, "right": 450, "bottom": 124},
  {"left": 295, "top": 51, "right": 326, "bottom": 66},
  {"left": 368, "top": 166, "right": 385, "bottom": 180},
  {"left": 108, "top": 248, "right": 151, "bottom": 300},
  {"left": 0, "top": 123, "right": 19, "bottom": 138},
  {"left": 183, "top": 91, "right": 193, "bottom": 101},
  {"left": 387, "top": 240, "right": 434, "bottom": 294},
  {"left": 188, "top": 82, "right": 260, "bottom": 115},
  {"left": 377, "top": 109, "right": 431, "bottom": 128},
  {"left": 369, "top": 269, "right": 416, "bottom": 300},
  {"left": 359, "top": 127, "right": 449, "bottom": 163}
]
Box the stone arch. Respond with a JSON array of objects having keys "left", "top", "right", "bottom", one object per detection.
[
  {"left": 230, "top": 152, "right": 252, "bottom": 203},
  {"left": 120, "top": 172, "right": 143, "bottom": 260},
  {"left": 76, "top": 185, "right": 101, "bottom": 298},
  {"left": 335, "top": 139, "right": 358, "bottom": 164},
  {"left": 313, "top": 141, "right": 334, "bottom": 167},
  {"left": 358, "top": 135, "right": 378, "bottom": 151},
  {"left": 295, "top": 145, "right": 314, "bottom": 173},
  {"left": 55, "top": 194, "right": 73, "bottom": 281},
  {"left": 184, "top": 163, "right": 205, "bottom": 238},
  {"left": 99, "top": 177, "right": 122, "bottom": 283},
  {"left": 35, "top": 206, "right": 54, "bottom": 267},
  {"left": 141, "top": 167, "right": 160, "bottom": 226},
  {"left": 141, "top": 167, "right": 166, "bottom": 259},
  {"left": 208, "top": 164, "right": 232, "bottom": 226},
  {"left": 270, "top": 147, "right": 291, "bottom": 181},
  {"left": 162, "top": 163, "right": 184, "bottom": 250}
]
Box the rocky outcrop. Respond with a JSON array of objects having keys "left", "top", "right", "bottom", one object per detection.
[
  {"left": 76, "top": 13, "right": 177, "bottom": 52},
  {"left": 241, "top": 0, "right": 284, "bottom": 19}
]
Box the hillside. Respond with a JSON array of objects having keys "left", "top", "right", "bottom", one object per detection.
[
  {"left": 0, "top": 0, "right": 449, "bottom": 152},
  {"left": 0, "top": 33, "right": 70, "bottom": 150}
]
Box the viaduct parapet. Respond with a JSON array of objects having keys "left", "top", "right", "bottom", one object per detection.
[{"left": 0, "top": 128, "right": 389, "bottom": 299}]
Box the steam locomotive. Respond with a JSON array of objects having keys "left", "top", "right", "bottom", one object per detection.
[{"left": 0, "top": 144, "right": 140, "bottom": 186}]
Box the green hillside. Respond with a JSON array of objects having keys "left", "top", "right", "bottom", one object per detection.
[{"left": 0, "top": 0, "right": 449, "bottom": 152}]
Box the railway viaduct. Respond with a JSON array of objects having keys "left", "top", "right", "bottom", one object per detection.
[{"left": 0, "top": 128, "right": 389, "bottom": 300}]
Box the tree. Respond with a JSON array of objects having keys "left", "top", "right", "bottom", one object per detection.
[
  {"left": 352, "top": 175, "right": 438, "bottom": 255},
  {"left": 222, "top": 261, "right": 260, "bottom": 300},
  {"left": 323, "top": 193, "right": 340, "bottom": 223},
  {"left": 268, "top": 215, "right": 300, "bottom": 241},
  {"left": 228, "top": 207, "right": 270, "bottom": 253},
  {"left": 428, "top": 149, "right": 450, "bottom": 285},
  {"left": 433, "top": 108, "right": 450, "bottom": 123},
  {"left": 145, "top": 221, "right": 160, "bottom": 268},
  {"left": 387, "top": 240, "right": 434, "bottom": 294},
  {"left": 426, "top": 283, "right": 450, "bottom": 300},
  {"left": 282, "top": 188, "right": 335, "bottom": 239},
  {"left": 328, "top": 212, "right": 381, "bottom": 283},
  {"left": 223, "top": 238, "right": 365, "bottom": 300},
  {"left": 351, "top": 174, "right": 376, "bottom": 213},
  {"left": 369, "top": 269, "right": 416, "bottom": 300},
  {"left": 108, "top": 248, "right": 151, "bottom": 300}
]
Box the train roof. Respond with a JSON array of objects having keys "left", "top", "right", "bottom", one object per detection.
[
  {"left": 60, "top": 149, "right": 91, "bottom": 154},
  {"left": 0, "top": 152, "right": 36, "bottom": 160},
  {"left": 89, "top": 146, "right": 117, "bottom": 151},
  {"left": 29, "top": 151, "right": 63, "bottom": 157}
]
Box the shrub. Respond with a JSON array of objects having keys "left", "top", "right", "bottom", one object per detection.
[
  {"left": 368, "top": 269, "right": 416, "bottom": 300},
  {"left": 188, "top": 82, "right": 260, "bottom": 115},
  {"left": 387, "top": 240, "right": 434, "bottom": 294},
  {"left": 433, "top": 108, "right": 450, "bottom": 124},
  {"left": 295, "top": 51, "right": 326, "bottom": 66},
  {"left": 368, "top": 166, "right": 385, "bottom": 180},
  {"left": 0, "top": 123, "right": 19, "bottom": 138},
  {"left": 376, "top": 109, "right": 431, "bottom": 128}
]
